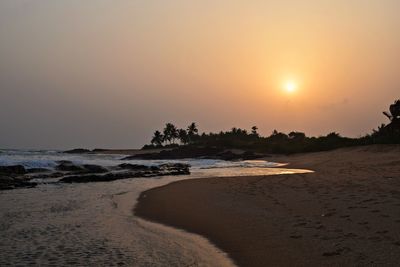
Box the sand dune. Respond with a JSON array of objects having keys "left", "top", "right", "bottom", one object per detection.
[{"left": 135, "top": 145, "right": 400, "bottom": 267}]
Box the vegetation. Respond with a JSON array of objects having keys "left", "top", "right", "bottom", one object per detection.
[{"left": 143, "top": 100, "right": 400, "bottom": 154}]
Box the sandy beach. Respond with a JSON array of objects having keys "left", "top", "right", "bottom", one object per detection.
[{"left": 135, "top": 145, "right": 400, "bottom": 266}]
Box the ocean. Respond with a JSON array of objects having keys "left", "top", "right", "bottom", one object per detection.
[{"left": 0, "top": 150, "right": 309, "bottom": 266}]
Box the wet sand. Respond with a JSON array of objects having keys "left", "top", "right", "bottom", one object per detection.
[{"left": 135, "top": 145, "right": 400, "bottom": 267}]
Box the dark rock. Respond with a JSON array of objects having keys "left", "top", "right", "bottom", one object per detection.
[
  {"left": 56, "top": 162, "right": 109, "bottom": 173},
  {"left": 122, "top": 146, "right": 264, "bottom": 161},
  {"left": 27, "top": 168, "right": 51, "bottom": 173},
  {"left": 0, "top": 165, "right": 26, "bottom": 175},
  {"left": 159, "top": 163, "right": 190, "bottom": 170},
  {"left": 82, "top": 164, "right": 108, "bottom": 173},
  {"left": 55, "top": 161, "right": 85, "bottom": 172},
  {"left": 118, "top": 163, "right": 150, "bottom": 171},
  {"left": 63, "top": 148, "right": 91, "bottom": 154},
  {"left": 61, "top": 163, "right": 190, "bottom": 183},
  {"left": 150, "top": 165, "right": 161, "bottom": 171},
  {"left": 0, "top": 176, "right": 37, "bottom": 190},
  {"left": 29, "top": 172, "right": 65, "bottom": 180},
  {"left": 122, "top": 146, "right": 223, "bottom": 160}
]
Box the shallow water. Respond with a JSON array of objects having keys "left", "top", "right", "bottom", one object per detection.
[{"left": 0, "top": 150, "right": 311, "bottom": 266}]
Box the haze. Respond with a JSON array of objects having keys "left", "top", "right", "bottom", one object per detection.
[{"left": 1, "top": 0, "right": 399, "bottom": 149}]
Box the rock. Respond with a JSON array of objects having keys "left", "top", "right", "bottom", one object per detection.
[
  {"left": 122, "top": 146, "right": 264, "bottom": 161},
  {"left": 55, "top": 161, "right": 85, "bottom": 172},
  {"left": 27, "top": 168, "right": 51, "bottom": 173},
  {"left": 28, "top": 172, "right": 65, "bottom": 180},
  {"left": 122, "top": 146, "right": 223, "bottom": 160},
  {"left": 63, "top": 148, "right": 91, "bottom": 154},
  {"left": 0, "top": 165, "right": 26, "bottom": 175},
  {"left": 61, "top": 163, "right": 190, "bottom": 183},
  {"left": 82, "top": 164, "right": 108, "bottom": 173},
  {"left": 159, "top": 163, "right": 190, "bottom": 170},
  {"left": 118, "top": 163, "right": 150, "bottom": 171},
  {"left": 0, "top": 176, "right": 37, "bottom": 190},
  {"left": 55, "top": 161, "right": 110, "bottom": 174}
]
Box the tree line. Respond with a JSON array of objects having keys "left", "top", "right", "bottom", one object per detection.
[
  {"left": 145, "top": 100, "right": 400, "bottom": 153},
  {"left": 150, "top": 122, "right": 199, "bottom": 146}
]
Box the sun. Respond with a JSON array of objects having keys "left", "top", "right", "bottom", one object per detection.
[{"left": 283, "top": 81, "right": 298, "bottom": 93}]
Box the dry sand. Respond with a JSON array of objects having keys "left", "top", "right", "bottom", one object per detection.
[{"left": 135, "top": 145, "right": 400, "bottom": 267}]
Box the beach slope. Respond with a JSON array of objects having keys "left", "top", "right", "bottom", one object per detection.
[{"left": 135, "top": 145, "right": 400, "bottom": 267}]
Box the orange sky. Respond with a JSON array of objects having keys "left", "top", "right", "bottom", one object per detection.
[{"left": 0, "top": 1, "right": 399, "bottom": 148}]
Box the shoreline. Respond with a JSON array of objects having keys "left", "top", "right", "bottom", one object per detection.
[{"left": 135, "top": 145, "right": 400, "bottom": 266}]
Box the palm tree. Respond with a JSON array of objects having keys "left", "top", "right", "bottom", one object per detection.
[
  {"left": 151, "top": 130, "right": 163, "bottom": 146},
  {"left": 251, "top": 126, "right": 258, "bottom": 136},
  {"left": 178, "top": 129, "right": 189, "bottom": 145},
  {"left": 383, "top": 99, "right": 400, "bottom": 121},
  {"left": 187, "top": 122, "right": 199, "bottom": 143},
  {"left": 163, "top": 123, "right": 178, "bottom": 144}
]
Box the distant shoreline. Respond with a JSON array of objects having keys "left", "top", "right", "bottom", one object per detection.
[
  {"left": 135, "top": 144, "right": 400, "bottom": 267},
  {"left": 64, "top": 148, "right": 171, "bottom": 156}
]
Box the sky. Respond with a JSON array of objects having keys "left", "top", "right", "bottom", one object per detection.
[{"left": 1, "top": 0, "right": 399, "bottom": 149}]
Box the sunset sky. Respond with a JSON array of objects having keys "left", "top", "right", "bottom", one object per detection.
[{"left": 1, "top": 0, "right": 399, "bottom": 149}]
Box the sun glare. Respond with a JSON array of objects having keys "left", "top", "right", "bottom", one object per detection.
[{"left": 283, "top": 81, "right": 298, "bottom": 93}]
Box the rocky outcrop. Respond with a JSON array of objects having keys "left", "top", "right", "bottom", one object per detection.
[
  {"left": 82, "top": 164, "right": 108, "bottom": 173},
  {"left": 117, "top": 163, "right": 150, "bottom": 171},
  {"left": 0, "top": 161, "right": 190, "bottom": 188},
  {"left": 0, "top": 165, "right": 26, "bottom": 175},
  {"left": 56, "top": 161, "right": 86, "bottom": 172},
  {"left": 55, "top": 161, "right": 108, "bottom": 173},
  {"left": 26, "top": 168, "right": 51, "bottom": 173},
  {"left": 60, "top": 163, "right": 190, "bottom": 183},
  {"left": 0, "top": 176, "right": 37, "bottom": 190},
  {"left": 123, "top": 146, "right": 222, "bottom": 160},
  {"left": 0, "top": 165, "right": 37, "bottom": 190},
  {"left": 123, "top": 146, "right": 262, "bottom": 161}
]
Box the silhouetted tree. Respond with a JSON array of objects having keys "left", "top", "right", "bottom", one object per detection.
[
  {"left": 383, "top": 99, "right": 400, "bottom": 121},
  {"left": 270, "top": 130, "right": 287, "bottom": 140},
  {"left": 326, "top": 132, "right": 341, "bottom": 139},
  {"left": 288, "top": 131, "right": 306, "bottom": 141},
  {"left": 372, "top": 124, "right": 386, "bottom": 136},
  {"left": 251, "top": 126, "right": 258, "bottom": 136},
  {"left": 151, "top": 130, "right": 163, "bottom": 146},
  {"left": 187, "top": 122, "right": 199, "bottom": 143},
  {"left": 146, "top": 100, "right": 400, "bottom": 154},
  {"left": 163, "top": 123, "right": 178, "bottom": 144},
  {"left": 178, "top": 129, "right": 189, "bottom": 144}
]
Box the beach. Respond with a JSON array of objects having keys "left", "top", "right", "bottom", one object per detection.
[
  {"left": 1, "top": 150, "right": 305, "bottom": 266},
  {"left": 135, "top": 145, "right": 400, "bottom": 266}
]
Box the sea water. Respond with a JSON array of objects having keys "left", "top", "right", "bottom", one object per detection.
[{"left": 0, "top": 150, "right": 310, "bottom": 266}]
